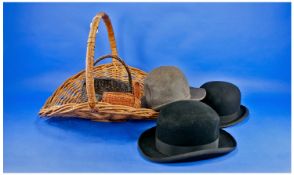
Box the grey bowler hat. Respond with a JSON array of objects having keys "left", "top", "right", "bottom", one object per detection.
[{"left": 144, "top": 66, "right": 205, "bottom": 110}]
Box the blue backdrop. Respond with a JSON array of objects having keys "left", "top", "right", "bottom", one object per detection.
[{"left": 4, "top": 3, "right": 291, "bottom": 172}]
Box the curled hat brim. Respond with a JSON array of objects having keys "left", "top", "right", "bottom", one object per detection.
[
  {"left": 220, "top": 105, "right": 249, "bottom": 128},
  {"left": 138, "top": 127, "right": 236, "bottom": 163},
  {"left": 190, "top": 87, "right": 206, "bottom": 101}
]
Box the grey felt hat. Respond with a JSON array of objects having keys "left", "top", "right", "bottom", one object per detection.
[{"left": 144, "top": 66, "right": 206, "bottom": 110}]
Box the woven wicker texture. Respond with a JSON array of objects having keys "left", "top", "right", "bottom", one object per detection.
[
  {"left": 39, "top": 12, "right": 158, "bottom": 121},
  {"left": 98, "top": 54, "right": 142, "bottom": 108}
]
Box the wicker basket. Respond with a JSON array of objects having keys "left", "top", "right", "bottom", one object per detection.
[
  {"left": 39, "top": 12, "right": 158, "bottom": 121},
  {"left": 96, "top": 54, "right": 142, "bottom": 108}
]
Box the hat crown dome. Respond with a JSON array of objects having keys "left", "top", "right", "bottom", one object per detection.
[
  {"left": 156, "top": 100, "right": 220, "bottom": 146},
  {"left": 201, "top": 81, "right": 241, "bottom": 116},
  {"left": 144, "top": 66, "right": 191, "bottom": 109}
]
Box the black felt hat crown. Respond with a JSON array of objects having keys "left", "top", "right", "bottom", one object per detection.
[
  {"left": 156, "top": 100, "right": 219, "bottom": 148},
  {"left": 138, "top": 100, "right": 236, "bottom": 163},
  {"left": 201, "top": 81, "right": 249, "bottom": 128}
]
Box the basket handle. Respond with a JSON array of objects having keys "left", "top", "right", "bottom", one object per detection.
[
  {"left": 87, "top": 12, "right": 118, "bottom": 62},
  {"left": 86, "top": 54, "right": 133, "bottom": 108},
  {"left": 86, "top": 12, "right": 119, "bottom": 109}
]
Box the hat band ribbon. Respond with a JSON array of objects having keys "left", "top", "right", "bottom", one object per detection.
[
  {"left": 220, "top": 108, "right": 241, "bottom": 124},
  {"left": 155, "top": 137, "right": 219, "bottom": 156}
]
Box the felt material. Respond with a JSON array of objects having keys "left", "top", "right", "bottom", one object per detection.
[
  {"left": 138, "top": 100, "right": 236, "bottom": 163},
  {"left": 190, "top": 87, "right": 206, "bottom": 100},
  {"left": 155, "top": 137, "right": 219, "bottom": 156},
  {"left": 200, "top": 81, "right": 249, "bottom": 128},
  {"left": 144, "top": 66, "right": 191, "bottom": 109},
  {"left": 144, "top": 66, "right": 204, "bottom": 110},
  {"left": 221, "top": 105, "right": 249, "bottom": 128},
  {"left": 201, "top": 81, "right": 241, "bottom": 116},
  {"left": 156, "top": 100, "right": 219, "bottom": 146},
  {"left": 138, "top": 127, "right": 236, "bottom": 163}
]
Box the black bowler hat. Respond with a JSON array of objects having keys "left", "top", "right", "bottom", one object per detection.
[
  {"left": 138, "top": 100, "right": 236, "bottom": 163},
  {"left": 200, "top": 81, "right": 249, "bottom": 128}
]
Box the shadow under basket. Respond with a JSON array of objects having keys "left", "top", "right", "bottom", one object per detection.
[{"left": 39, "top": 12, "right": 158, "bottom": 122}]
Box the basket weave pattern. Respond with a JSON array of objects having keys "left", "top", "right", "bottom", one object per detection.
[{"left": 39, "top": 12, "right": 158, "bottom": 121}]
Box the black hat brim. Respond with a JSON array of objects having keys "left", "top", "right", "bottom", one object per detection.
[
  {"left": 220, "top": 105, "right": 249, "bottom": 128},
  {"left": 138, "top": 127, "right": 236, "bottom": 163}
]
